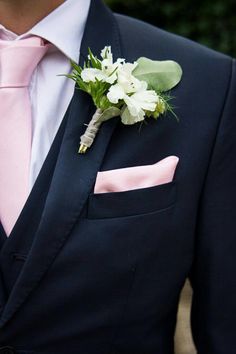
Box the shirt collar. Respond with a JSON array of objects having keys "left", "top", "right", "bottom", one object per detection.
[{"left": 0, "top": 0, "right": 91, "bottom": 62}]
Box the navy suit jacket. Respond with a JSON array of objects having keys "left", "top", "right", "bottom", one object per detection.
[{"left": 0, "top": 0, "right": 236, "bottom": 353}]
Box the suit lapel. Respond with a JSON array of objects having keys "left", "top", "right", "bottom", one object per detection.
[
  {"left": 0, "top": 223, "right": 6, "bottom": 248},
  {"left": 0, "top": 0, "right": 122, "bottom": 327}
]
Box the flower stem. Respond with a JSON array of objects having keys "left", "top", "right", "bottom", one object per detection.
[{"left": 78, "top": 108, "right": 103, "bottom": 154}]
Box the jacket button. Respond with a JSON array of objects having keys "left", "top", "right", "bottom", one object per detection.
[{"left": 0, "top": 346, "right": 16, "bottom": 354}]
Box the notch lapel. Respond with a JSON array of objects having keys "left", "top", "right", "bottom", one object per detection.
[{"left": 0, "top": 0, "right": 122, "bottom": 327}]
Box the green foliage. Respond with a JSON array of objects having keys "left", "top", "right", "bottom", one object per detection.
[
  {"left": 133, "top": 58, "right": 182, "bottom": 92},
  {"left": 104, "top": 0, "right": 236, "bottom": 57},
  {"left": 87, "top": 48, "right": 102, "bottom": 70},
  {"left": 67, "top": 59, "right": 111, "bottom": 110}
]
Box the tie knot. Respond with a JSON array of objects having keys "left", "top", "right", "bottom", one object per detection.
[{"left": 0, "top": 36, "right": 50, "bottom": 88}]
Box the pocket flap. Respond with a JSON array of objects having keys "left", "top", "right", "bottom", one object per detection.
[{"left": 87, "top": 181, "right": 177, "bottom": 219}]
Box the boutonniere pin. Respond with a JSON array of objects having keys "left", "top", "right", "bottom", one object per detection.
[{"left": 66, "top": 46, "right": 182, "bottom": 154}]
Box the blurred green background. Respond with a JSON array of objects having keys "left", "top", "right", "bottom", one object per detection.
[{"left": 104, "top": 0, "right": 236, "bottom": 57}]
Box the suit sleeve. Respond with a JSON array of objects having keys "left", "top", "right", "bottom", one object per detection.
[{"left": 189, "top": 58, "right": 236, "bottom": 353}]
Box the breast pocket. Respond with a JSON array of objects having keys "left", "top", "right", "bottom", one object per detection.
[{"left": 87, "top": 181, "right": 177, "bottom": 219}]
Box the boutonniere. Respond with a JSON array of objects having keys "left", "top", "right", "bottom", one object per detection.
[{"left": 66, "top": 46, "right": 182, "bottom": 154}]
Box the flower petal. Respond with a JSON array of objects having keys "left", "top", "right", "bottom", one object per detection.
[
  {"left": 121, "top": 105, "right": 145, "bottom": 124},
  {"left": 106, "top": 72, "right": 118, "bottom": 84},
  {"left": 107, "top": 84, "right": 125, "bottom": 104},
  {"left": 131, "top": 89, "right": 158, "bottom": 112},
  {"left": 81, "top": 68, "right": 106, "bottom": 82},
  {"left": 101, "top": 46, "right": 112, "bottom": 60}
]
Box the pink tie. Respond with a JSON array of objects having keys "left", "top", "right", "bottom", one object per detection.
[{"left": 0, "top": 37, "right": 49, "bottom": 236}]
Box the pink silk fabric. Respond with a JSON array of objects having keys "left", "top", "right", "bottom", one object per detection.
[
  {"left": 0, "top": 37, "right": 49, "bottom": 236},
  {"left": 94, "top": 155, "right": 179, "bottom": 194}
]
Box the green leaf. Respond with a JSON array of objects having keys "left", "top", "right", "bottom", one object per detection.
[
  {"left": 70, "top": 60, "right": 83, "bottom": 74},
  {"left": 88, "top": 48, "right": 102, "bottom": 69},
  {"left": 132, "top": 57, "right": 183, "bottom": 92},
  {"left": 96, "top": 107, "right": 121, "bottom": 123}
]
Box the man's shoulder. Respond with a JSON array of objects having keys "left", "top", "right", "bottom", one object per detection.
[{"left": 114, "top": 13, "right": 232, "bottom": 66}]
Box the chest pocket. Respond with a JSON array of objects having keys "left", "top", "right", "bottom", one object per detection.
[{"left": 87, "top": 181, "right": 177, "bottom": 219}]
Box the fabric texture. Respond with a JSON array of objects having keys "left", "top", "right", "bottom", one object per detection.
[{"left": 0, "top": 37, "right": 49, "bottom": 236}]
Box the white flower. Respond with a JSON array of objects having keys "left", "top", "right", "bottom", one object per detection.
[
  {"left": 101, "top": 46, "right": 113, "bottom": 61},
  {"left": 107, "top": 62, "right": 141, "bottom": 104},
  {"left": 81, "top": 68, "right": 107, "bottom": 83},
  {"left": 116, "top": 62, "right": 141, "bottom": 93},
  {"left": 126, "top": 82, "right": 158, "bottom": 113},
  {"left": 81, "top": 46, "right": 125, "bottom": 85},
  {"left": 81, "top": 65, "right": 117, "bottom": 84},
  {"left": 107, "top": 84, "right": 126, "bottom": 104},
  {"left": 100, "top": 46, "right": 116, "bottom": 81},
  {"left": 101, "top": 58, "right": 118, "bottom": 84},
  {"left": 121, "top": 82, "right": 158, "bottom": 124}
]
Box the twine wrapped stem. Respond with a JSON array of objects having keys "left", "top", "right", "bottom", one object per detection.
[{"left": 79, "top": 107, "right": 121, "bottom": 154}]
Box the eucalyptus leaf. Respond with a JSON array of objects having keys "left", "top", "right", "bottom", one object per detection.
[
  {"left": 96, "top": 107, "right": 121, "bottom": 123},
  {"left": 132, "top": 57, "right": 183, "bottom": 92}
]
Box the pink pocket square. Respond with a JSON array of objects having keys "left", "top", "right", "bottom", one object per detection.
[{"left": 94, "top": 155, "right": 179, "bottom": 194}]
